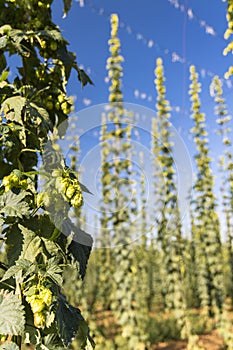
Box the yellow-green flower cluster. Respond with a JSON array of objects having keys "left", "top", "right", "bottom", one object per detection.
[
  {"left": 224, "top": 66, "right": 233, "bottom": 79},
  {"left": 154, "top": 58, "right": 171, "bottom": 118},
  {"left": 2, "top": 171, "right": 27, "bottom": 192},
  {"left": 189, "top": 66, "right": 204, "bottom": 116},
  {"left": 189, "top": 66, "right": 210, "bottom": 156},
  {"left": 111, "top": 13, "right": 118, "bottom": 37},
  {"left": 223, "top": 1, "right": 233, "bottom": 78},
  {"left": 106, "top": 13, "right": 124, "bottom": 105},
  {"left": 210, "top": 76, "right": 229, "bottom": 123},
  {"left": 53, "top": 168, "right": 83, "bottom": 208},
  {"left": 224, "top": 0, "right": 233, "bottom": 40},
  {"left": 36, "top": 167, "right": 83, "bottom": 213},
  {"left": 25, "top": 285, "right": 53, "bottom": 329}
]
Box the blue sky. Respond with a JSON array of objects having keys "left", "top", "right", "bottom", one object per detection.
[
  {"left": 51, "top": 0, "right": 232, "bottom": 111},
  {"left": 49, "top": 0, "right": 233, "bottom": 239},
  {"left": 51, "top": 0, "right": 233, "bottom": 152}
]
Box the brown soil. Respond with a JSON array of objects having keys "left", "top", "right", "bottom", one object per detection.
[{"left": 152, "top": 330, "right": 225, "bottom": 350}]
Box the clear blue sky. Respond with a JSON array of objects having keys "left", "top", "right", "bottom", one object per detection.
[{"left": 50, "top": 0, "right": 233, "bottom": 239}]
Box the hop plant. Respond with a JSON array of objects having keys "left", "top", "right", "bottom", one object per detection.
[
  {"left": 36, "top": 192, "right": 52, "bottom": 208},
  {"left": 53, "top": 167, "right": 83, "bottom": 208},
  {"left": 36, "top": 166, "right": 83, "bottom": 214},
  {"left": 25, "top": 285, "right": 53, "bottom": 329},
  {"left": 2, "top": 170, "right": 28, "bottom": 192},
  {"left": 33, "top": 312, "right": 46, "bottom": 328}
]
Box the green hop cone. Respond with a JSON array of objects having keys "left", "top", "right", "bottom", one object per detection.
[
  {"left": 70, "top": 189, "right": 83, "bottom": 208},
  {"left": 2, "top": 176, "right": 11, "bottom": 191},
  {"left": 19, "top": 179, "right": 28, "bottom": 190},
  {"left": 2, "top": 172, "right": 27, "bottom": 191},
  {"left": 33, "top": 312, "right": 46, "bottom": 328},
  {"left": 36, "top": 192, "right": 44, "bottom": 207},
  {"left": 39, "top": 287, "right": 52, "bottom": 307},
  {"left": 26, "top": 295, "right": 45, "bottom": 313},
  {"left": 2, "top": 173, "right": 19, "bottom": 191},
  {"left": 56, "top": 177, "right": 69, "bottom": 194},
  {"left": 65, "top": 184, "right": 76, "bottom": 200},
  {"left": 53, "top": 168, "right": 83, "bottom": 207},
  {"left": 36, "top": 192, "right": 52, "bottom": 207},
  {"left": 0, "top": 334, "right": 7, "bottom": 341}
]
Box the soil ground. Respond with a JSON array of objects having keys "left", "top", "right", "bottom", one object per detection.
[{"left": 153, "top": 330, "right": 225, "bottom": 350}]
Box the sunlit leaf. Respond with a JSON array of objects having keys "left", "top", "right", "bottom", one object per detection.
[
  {"left": 26, "top": 101, "right": 51, "bottom": 133},
  {"left": 36, "top": 30, "right": 64, "bottom": 42},
  {"left": 0, "top": 35, "right": 7, "bottom": 49},
  {"left": 43, "top": 258, "right": 63, "bottom": 286},
  {"left": 1, "top": 259, "right": 34, "bottom": 282},
  {"left": 0, "top": 191, "right": 30, "bottom": 218},
  {"left": 18, "top": 225, "right": 42, "bottom": 261},
  {"left": 1, "top": 264, "right": 22, "bottom": 282},
  {"left": 0, "top": 343, "right": 19, "bottom": 350},
  {"left": 1, "top": 96, "right": 26, "bottom": 123},
  {"left": 0, "top": 290, "right": 25, "bottom": 336}
]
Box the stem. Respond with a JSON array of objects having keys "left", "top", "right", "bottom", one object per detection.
[{"left": 20, "top": 148, "right": 39, "bottom": 154}]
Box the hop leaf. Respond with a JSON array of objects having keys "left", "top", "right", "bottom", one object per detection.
[
  {"left": 0, "top": 290, "right": 25, "bottom": 336},
  {"left": 0, "top": 343, "right": 19, "bottom": 350},
  {"left": 77, "top": 69, "right": 94, "bottom": 89}
]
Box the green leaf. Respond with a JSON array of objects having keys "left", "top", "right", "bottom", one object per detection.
[
  {"left": 0, "top": 290, "right": 25, "bottom": 336},
  {"left": 1, "top": 259, "right": 34, "bottom": 282},
  {"left": 0, "top": 191, "right": 30, "bottom": 218},
  {"left": 57, "top": 47, "right": 76, "bottom": 81},
  {"left": 75, "top": 319, "right": 92, "bottom": 349},
  {"left": 62, "top": 0, "right": 72, "bottom": 18},
  {"left": 41, "top": 238, "right": 64, "bottom": 261},
  {"left": 1, "top": 96, "right": 26, "bottom": 124},
  {"left": 24, "top": 325, "right": 41, "bottom": 348},
  {"left": 0, "top": 216, "right": 4, "bottom": 234},
  {"left": 22, "top": 215, "right": 54, "bottom": 240},
  {"left": 67, "top": 239, "right": 92, "bottom": 279},
  {"left": 26, "top": 101, "right": 51, "bottom": 134},
  {"left": 1, "top": 265, "right": 22, "bottom": 282},
  {"left": 79, "top": 182, "right": 93, "bottom": 195},
  {"left": 62, "top": 219, "right": 92, "bottom": 279},
  {"left": 0, "top": 35, "right": 7, "bottom": 50},
  {"left": 77, "top": 69, "right": 94, "bottom": 89},
  {"left": 0, "top": 70, "right": 9, "bottom": 82},
  {"left": 36, "top": 30, "right": 64, "bottom": 43},
  {"left": 43, "top": 258, "right": 63, "bottom": 286},
  {"left": 41, "top": 332, "right": 67, "bottom": 350},
  {"left": 56, "top": 293, "right": 86, "bottom": 346},
  {"left": 8, "top": 29, "right": 29, "bottom": 56},
  {"left": 5, "top": 224, "right": 23, "bottom": 266},
  {"left": 0, "top": 53, "right": 7, "bottom": 72},
  {"left": 0, "top": 343, "right": 19, "bottom": 350},
  {"left": 18, "top": 225, "right": 42, "bottom": 261}
]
